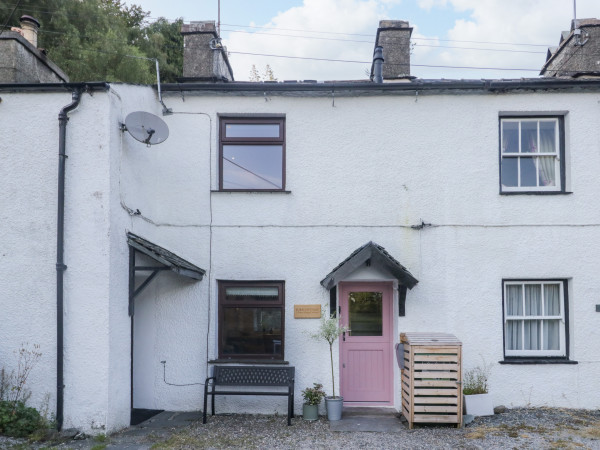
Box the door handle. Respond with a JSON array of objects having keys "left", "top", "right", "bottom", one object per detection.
[{"left": 343, "top": 331, "right": 346, "bottom": 341}]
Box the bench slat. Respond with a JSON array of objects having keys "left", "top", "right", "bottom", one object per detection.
[{"left": 210, "top": 391, "right": 291, "bottom": 396}]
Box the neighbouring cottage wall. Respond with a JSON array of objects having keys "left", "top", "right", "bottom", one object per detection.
[
  {"left": 0, "top": 92, "right": 69, "bottom": 412},
  {"left": 0, "top": 88, "right": 133, "bottom": 434},
  {"left": 116, "top": 85, "right": 600, "bottom": 414}
]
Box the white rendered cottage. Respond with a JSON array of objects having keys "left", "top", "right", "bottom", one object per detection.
[{"left": 1, "top": 19, "right": 600, "bottom": 434}]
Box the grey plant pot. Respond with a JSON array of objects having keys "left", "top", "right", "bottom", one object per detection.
[
  {"left": 302, "top": 403, "right": 319, "bottom": 421},
  {"left": 325, "top": 396, "right": 343, "bottom": 421}
]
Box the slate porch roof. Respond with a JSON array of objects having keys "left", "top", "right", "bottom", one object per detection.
[
  {"left": 320, "top": 241, "right": 418, "bottom": 290},
  {"left": 127, "top": 232, "right": 205, "bottom": 280}
]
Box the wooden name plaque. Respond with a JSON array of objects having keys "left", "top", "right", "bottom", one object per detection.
[{"left": 294, "top": 304, "right": 321, "bottom": 319}]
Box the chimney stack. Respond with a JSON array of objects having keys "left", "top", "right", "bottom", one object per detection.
[
  {"left": 540, "top": 18, "right": 600, "bottom": 78},
  {"left": 371, "top": 20, "right": 413, "bottom": 81},
  {"left": 0, "top": 15, "right": 68, "bottom": 83},
  {"left": 19, "top": 15, "right": 40, "bottom": 48},
  {"left": 180, "top": 21, "right": 234, "bottom": 82}
]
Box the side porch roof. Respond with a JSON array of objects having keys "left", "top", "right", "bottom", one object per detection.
[{"left": 127, "top": 232, "right": 205, "bottom": 280}]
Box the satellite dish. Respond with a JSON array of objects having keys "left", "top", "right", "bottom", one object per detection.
[{"left": 123, "top": 111, "right": 169, "bottom": 146}]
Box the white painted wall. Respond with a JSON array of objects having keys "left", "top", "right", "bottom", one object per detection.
[
  {"left": 0, "top": 92, "right": 67, "bottom": 418},
  {"left": 117, "top": 86, "right": 600, "bottom": 415},
  {"left": 3, "top": 83, "right": 600, "bottom": 435},
  {"left": 0, "top": 88, "right": 133, "bottom": 434}
]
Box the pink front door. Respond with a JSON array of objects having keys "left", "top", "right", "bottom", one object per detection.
[{"left": 340, "top": 282, "right": 393, "bottom": 404}]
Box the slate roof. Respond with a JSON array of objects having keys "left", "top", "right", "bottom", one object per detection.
[
  {"left": 320, "top": 241, "right": 418, "bottom": 290},
  {"left": 127, "top": 232, "right": 205, "bottom": 280}
]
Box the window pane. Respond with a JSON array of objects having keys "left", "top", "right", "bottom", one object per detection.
[
  {"left": 524, "top": 319, "right": 541, "bottom": 350},
  {"left": 544, "top": 284, "right": 561, "bottom": 315},
  {"left": 521, "top": 121, "right": 538, "bottom": 153},
  {"left": 506, "top": 320, "right": 522, "bottom": 350},
  {"left": 225, "top": 123, "right": 280, "bottom": 138},
  {"left": 502, "top": 121, "right": 519, "bottom": 153},
  {"left": 506, "top": 285, "right": 523, "bottom": 316},
  {"left": 538, "top": 156, "right": 556, "bottom": 187},
  {"left": 520, "top": 157, "right": 537, "bottom": 187},
  {"left": 539, "top": 121, "right": 556, "bottom": 153},
  {"left": 225, "top": 286, "right": 279, "bottom": 301},
  {"left": 543, "top": 320, "right": 560, "bottom": 350},
  {"left": 348, "top": 291, "right": 382, "bottom": 336},
  {"left": 501, "top": 157, "right": 518, "bottom": 187},
  {"left": 223, "top": 145, "right": 283, "bottom": 189},
  {"left": 524, "top": 284, "right": 542, "bottom": 315},
  {"left": 222, "top": 307, "right": 282, "bottom": 356}
]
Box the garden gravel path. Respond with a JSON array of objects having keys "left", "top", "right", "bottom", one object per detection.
[{"left": 1, "top": 407, "right": 600, "bottom": 449}]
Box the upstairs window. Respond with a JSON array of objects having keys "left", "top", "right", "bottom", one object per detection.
[
  {"left": 503, "top": 280, "right": 568, "bottom": 359},
  {"left": 219, "top": 117, "right": 285, "bottom": 191},
  {"left": 500, "top": 117, "right": 565, "bottom": 193}
]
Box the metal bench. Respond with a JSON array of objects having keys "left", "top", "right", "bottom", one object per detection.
[{"left": 203, "top": 366, "right": 295, "bottom": 426}]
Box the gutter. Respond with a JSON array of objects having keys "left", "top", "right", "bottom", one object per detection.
[
  {"left": 0, "top": 82, "right": 109, "bottom": 93},
  {"left": 158, "top": 78, "right": 600, "bottom": 95},
  {"left": 56, "top": 87, "right": 89, "bottom": 431}
]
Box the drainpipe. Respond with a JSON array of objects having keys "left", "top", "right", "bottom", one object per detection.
[
  {"left": 56, "top": 89, "right": 82, "bottom": 431},
  {"left": 373, "top": 46, "right": 384, "bottom": 83}
]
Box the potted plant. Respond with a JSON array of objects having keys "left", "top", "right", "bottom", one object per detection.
[
  {"left": 301, "top": 383, "right": 326, "bottom": 421},
  {"left": 310, "top": 310, "right": 350, "bottom": 421},
  {"left": 463, "top": 362, "right": 494, "bottom": 416}
]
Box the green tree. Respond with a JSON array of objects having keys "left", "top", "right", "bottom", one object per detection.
[
  {"left": 136, "top": 17, "right": 183, "bottom": 83},
  {"left": 0, "top": 0, "right": 183, "bottom": 83}
]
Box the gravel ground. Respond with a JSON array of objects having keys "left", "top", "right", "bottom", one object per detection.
[
  {"left": 153, "top": 408, "right": 600, "bottom": 450},
  {"left": 2, "top": 407, "right": 600, "bottom": 449}
]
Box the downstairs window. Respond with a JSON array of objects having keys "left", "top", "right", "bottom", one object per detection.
[
  {"left": 218, "top": 281, "right": 284, "bottom": 360},
  {"left": 503, "top": 280, "right": 568, "bottom": 359}
]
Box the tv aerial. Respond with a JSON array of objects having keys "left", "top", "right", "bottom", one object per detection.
[{"left": 121, "top": 111, "right": 169, "bottom": 146}]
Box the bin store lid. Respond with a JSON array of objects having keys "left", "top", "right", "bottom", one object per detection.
[{"left": 400, "top": 332, "right": 461, "bottom": 346}]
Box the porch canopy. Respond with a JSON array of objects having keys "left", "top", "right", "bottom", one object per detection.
[
  {"left": 320, "top": 241, "right": 418, "bottom": 316},
  {"left": 127, "top": 232, "right": 205, "bottom": 315},
  {"left": 127, "top": 232, "right": 205, "bottom": 280}
]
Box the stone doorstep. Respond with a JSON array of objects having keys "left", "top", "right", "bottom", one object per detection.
[{"left": 330, "top": 407, "right": 405, "bottom": 432}]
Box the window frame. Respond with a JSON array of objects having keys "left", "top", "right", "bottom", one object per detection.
[
  {"left": 219, "top": 117, "right": 286, "bottom": 191},
  {"left": 501, "top": 279, "right": 570, "bottom": 362},
  {"left": 217, "top": 280, "right": 285, "bottom": 360},
  {"left": 499, "top": 115, "right": 566, "bottom": 194}
]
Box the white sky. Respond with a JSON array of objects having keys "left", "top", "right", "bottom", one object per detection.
[{"left": 126, "top": 0, "right": 600, "bottom": 81}]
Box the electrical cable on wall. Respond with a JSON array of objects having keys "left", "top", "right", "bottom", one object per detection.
[
  {"left": 160, "top": 361, "right": 204, "bottom": 386},
  {"left": 164, "top": 110, "right": 215, "bottom": 380}
]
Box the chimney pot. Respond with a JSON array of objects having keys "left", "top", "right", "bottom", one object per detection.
[
  {"left": 373, "top": 46, "right": 384, "bottom": 83},
  {"left": 19, "top": 15, "right": 40, "bottom": 48}
]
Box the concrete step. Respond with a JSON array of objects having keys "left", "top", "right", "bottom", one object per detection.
[{"left": 329, "top": 407, "right": 405, "bottom": 432}]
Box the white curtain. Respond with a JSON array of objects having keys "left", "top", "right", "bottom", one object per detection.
[
  {"left": 506, "top": 285, "right": 523, "bottom": 350},
  {"left": 524, "top": 285, "right": 541, "bottom": 350},
  {"left": 543, "top": 284, "right": 561, "bottom": 350},
  {"left": 538, "top": 122, "right": 556, "bottom": 186},
  {"left": 506, "top": 285, "right": 523, "bottom": 315}
]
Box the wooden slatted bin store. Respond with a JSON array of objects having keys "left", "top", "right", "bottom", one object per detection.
[{"left": 400, "top": 332, "right": 462, "bottom": 429}]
